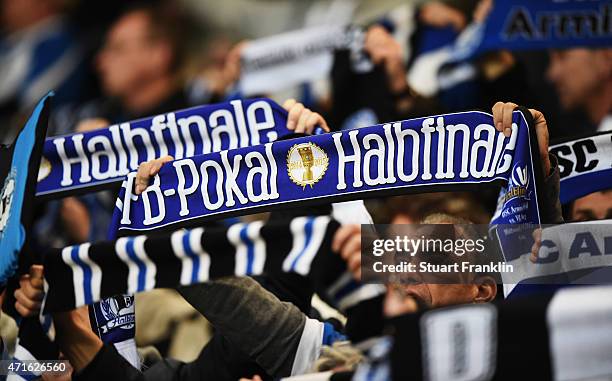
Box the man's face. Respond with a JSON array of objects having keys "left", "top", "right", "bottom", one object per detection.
[
  {"left": 547, "top": 48, "right": 611, "bottom": 111},
  {"left": 383, "top": 218, "right": 497, "bottom": 316},
  {"left": 388, "top": 283, "right": 474, "bottom": 308},
  {"left": 384, "top": 282, "right": 496, "bottom": 317},
  {"left": 96, "top": 11, "right": 170, "bottom": 97},
  {"left": 570, "top": 191, "right": 612, "bottom": 221}
]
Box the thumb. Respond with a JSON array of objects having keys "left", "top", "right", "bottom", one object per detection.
[{"left": 30, "top": 265, "right": 44, "bottom": 287}]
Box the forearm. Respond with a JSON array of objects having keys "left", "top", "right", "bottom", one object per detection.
[
  {"left": 177, "top": 277, "right": 308, "bottom": 377},
  {"left": 53, "top": 309, "right": 103, "bottom": 372},
  {"left": 541, "top": 154, "right": 564, "bottom": 224}
]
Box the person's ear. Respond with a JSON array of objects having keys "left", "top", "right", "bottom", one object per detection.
[{"left": 473, "top": 276, "right": 497, "bottom": 303}]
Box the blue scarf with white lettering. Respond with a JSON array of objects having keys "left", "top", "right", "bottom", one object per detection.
[
  {"left": 111, "top": 109, "right": 544, "bottom": 236},
  {"left": 549, "top": 130, "right": 612, "bottom": 204},
  {"left": 446, "top": 0, "right": 612, "bottom": 64},
  {"left": 36, "top": 98, "right": 298, "bottom": 198}
]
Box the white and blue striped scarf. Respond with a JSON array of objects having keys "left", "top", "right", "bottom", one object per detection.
[{"left": 41, "top": 217, "right": 382, "bottom": 314}]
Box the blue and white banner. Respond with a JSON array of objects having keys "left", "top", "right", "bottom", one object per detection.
[
  {"left": 36, "top": 98, "right": 294, "bottom": 198},
  {"left": 549, "top": 130, "right": 612, "bottom": 204},
  {"left": 0, "top": 93, "right": 51, "bottom": 284},
  {"left": 448, "top": 0, "right": 612, "bottom": 63},
  {"left": 501, "top": 221, "right": 612, "bottom": 297},
  {"left": 389, "top": 286, "right": 612, "bottom": 381},
  {"left": 112, "top": 110, "right": 542, "bottom": 234},
  {"left": 239, "top": 26, "right": 359, "bottom": 95}
]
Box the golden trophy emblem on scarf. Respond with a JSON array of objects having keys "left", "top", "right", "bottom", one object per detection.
[
  {"left": 287, "top": 142, "right": 329, "bottom": 188},
  {"left": 298, "top": 145, "right": 314, "bottom": 182}
]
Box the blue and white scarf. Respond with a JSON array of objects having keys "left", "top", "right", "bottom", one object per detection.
[
  {"left": 501, "top": 224, "right": 612, "bottom": 297},
  {"left": 447, "top": 0, "right": 612, "bottom": 64},
  {"left": 386, "top": 285, "right": 612, "bottom": 381},
  {"left": 549, "top": 130, "right": 612, "bottom": 204},
  {"left": 502, "top": 127, "right": 612, "bottom": 295},
  {"left": 36, "top": 98, "right": 298, "bottom": 198},
  {"left": 42, "top": 217, "right": 358, "bottom": 312},
  {"left": 500, "top": 130, "right": 612, "bottom": 296},
  {"left": 0, "top": 93, "right": 51, "bottom": 284},
  {"left": 0, "top": 93, "right": 53, "bottom": 380},
  {"left": 490, "top": 125, "right": 612, "bottom": 293},
  {"left": 111, "top": 109, "right": 543, "bottom": 235}
]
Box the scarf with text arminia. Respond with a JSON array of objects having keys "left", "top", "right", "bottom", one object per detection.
[
  {"left": 549, "top": 130, "right": 612, "bottom": 204},
  {"left": 111, "top": 109, "right": 543, "bottom": 236},
  {"left": 36, "top": 98, "right": 296, "bottom": 198},
  {"left": 444, "top": 0, "right": 612, "bottom": 64}
]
